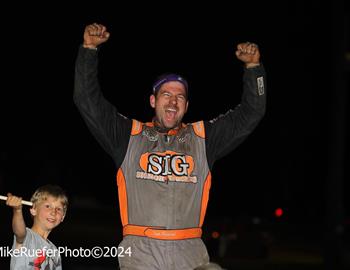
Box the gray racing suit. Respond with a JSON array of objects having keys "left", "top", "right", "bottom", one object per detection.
[{"left": 74, "top": 46, "right": 266, "bottom": 269}]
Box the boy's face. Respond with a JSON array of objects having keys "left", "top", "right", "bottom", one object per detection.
[{"left": 30, "top": 195, "right": 66, "bottom": 230}]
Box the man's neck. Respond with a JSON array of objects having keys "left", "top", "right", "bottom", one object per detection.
[{"left": 152, "top": 118, "right": 181, "bottom": 133}]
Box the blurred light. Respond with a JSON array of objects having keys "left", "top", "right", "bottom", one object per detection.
[
  {"left": 275, "top": 207, "right": 283, "bottom": 217},
  {"left": 346, "top": 52, "right": 350, "bottom": 61},
  {"left": 252, "top": 216, "right": 261, "bottom": 225},
  {"left": 211, "top": 231, "right": 220, "bottom": 239}
]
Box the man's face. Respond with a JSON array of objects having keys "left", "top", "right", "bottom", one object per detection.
[{"left": 150, "top": 81, "right": 188, "bottom": 129}]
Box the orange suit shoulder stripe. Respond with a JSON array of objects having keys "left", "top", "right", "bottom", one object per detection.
[
  {"left": 131, "top": 119, "right": 143, "bottom": 135},
  {"left": 192, "top": 121, "right": 205, "bottom": 138}
]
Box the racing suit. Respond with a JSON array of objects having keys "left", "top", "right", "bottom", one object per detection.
[{"left": 74, "top": 46, "right": 266, "bottom": 270}]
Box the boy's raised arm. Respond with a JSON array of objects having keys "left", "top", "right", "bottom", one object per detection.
[{"left": 6, "top": 193, "right": 27, "bottom": 248}]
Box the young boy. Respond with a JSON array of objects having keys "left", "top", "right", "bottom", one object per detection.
[{"left": 6, "top": 184, "right": 68, "bottom": 270}]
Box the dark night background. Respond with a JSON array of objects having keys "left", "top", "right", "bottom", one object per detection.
[{"left": 0, "top": 1, "right": 349, "bottom": 269}]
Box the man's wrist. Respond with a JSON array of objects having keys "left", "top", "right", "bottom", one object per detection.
[
  {"left": 245, "top": 63, "right": 260, "bottom": 69},
  {"left": 82, "top": 44, "right": 98, "bottom": 50}
]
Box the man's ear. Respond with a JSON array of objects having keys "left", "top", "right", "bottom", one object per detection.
[
  {"left": 150, "top": 94, "right": 156, "bottom": 108},
  {"left": 185, "top": 101, "right": 189, "bottom": 113}
]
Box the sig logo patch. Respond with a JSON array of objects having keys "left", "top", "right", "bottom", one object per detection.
[{"left": 136, "top": 151, "right": 197, "bottom": 183}]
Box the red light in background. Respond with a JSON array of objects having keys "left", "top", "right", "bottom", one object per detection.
[
  {"left": 212, "top": 231, "right": 220, "bottom": 239},
  {"left": 275, "top": 208, "right": 283, "bottom": 217}
]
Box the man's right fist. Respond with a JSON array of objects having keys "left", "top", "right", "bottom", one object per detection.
[{"left": 83, "top": 23, "right": 110, "bottom": 49}]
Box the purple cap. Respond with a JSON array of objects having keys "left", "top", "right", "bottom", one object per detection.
[{"left": 152, "top": 73, "right": 188, "bottom": 98}]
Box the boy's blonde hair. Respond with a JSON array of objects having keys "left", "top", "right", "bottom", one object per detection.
[{"left": 30, "top": 184, "right": 69, "bottom": 214}]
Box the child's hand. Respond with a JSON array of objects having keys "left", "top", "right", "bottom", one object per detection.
[{"left": 6, "top": 193, "right": 23, "bottom": 211}]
